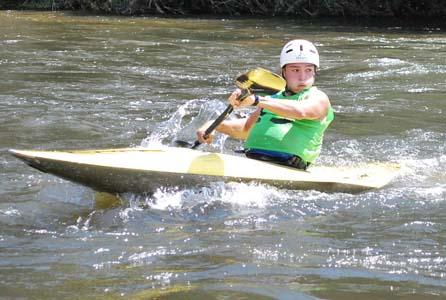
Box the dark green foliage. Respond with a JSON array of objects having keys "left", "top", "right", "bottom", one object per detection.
[
  {"left": 2, "top": 0, "right": 446, "bottom": 18},
  {"left": 1, "top": 0, "right": 55, "bottom": 9}
]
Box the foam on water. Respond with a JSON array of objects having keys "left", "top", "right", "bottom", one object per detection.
[
  {"left": 344, "top": 62, "right": 430, "bottom": 81},
  {"left": 365, "top": 57, "right": 406, "bottom": 67},
  {"left": 148, "top": 182, "right": 288, "bottom": 211}
]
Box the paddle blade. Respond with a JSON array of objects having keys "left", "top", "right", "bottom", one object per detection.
[
  {"left": 235, "top": 68, "right": 286, "bottom": 94},
  {"left": 173, "top": 140, "right": 194, "bottom": 148}
]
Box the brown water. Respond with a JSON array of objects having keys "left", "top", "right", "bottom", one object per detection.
[{"left": 1, "top": 11, "right": 445, "bottom": 299}]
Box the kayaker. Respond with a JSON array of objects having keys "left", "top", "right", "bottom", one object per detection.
[{"left": 196, "top": 39, "right": 334, "bottom": 170}]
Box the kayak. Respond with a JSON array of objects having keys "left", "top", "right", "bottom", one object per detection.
[{"left": 9, "top": 146, "right": 400, "bottom": 194}]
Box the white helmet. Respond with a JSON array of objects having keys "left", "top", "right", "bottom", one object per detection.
[{"left": 280, "top": 39, "right": 319, "bottom": 68}]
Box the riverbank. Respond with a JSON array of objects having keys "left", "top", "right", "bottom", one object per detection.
[{"left": 2, "top": 0, "right": 446, "bottom": 20}]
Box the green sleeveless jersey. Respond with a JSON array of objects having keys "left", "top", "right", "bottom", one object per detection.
[{"left": 244, "top": 87, "right": 334, "bottom": 163}]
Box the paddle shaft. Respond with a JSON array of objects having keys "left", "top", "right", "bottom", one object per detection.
[{"left": 191, "top": 89, "right": 250, "bottom": 149}]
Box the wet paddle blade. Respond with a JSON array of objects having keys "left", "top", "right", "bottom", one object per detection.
[
  {"left": 173, "top": 140, "right": 194, "bottom": 148},
  {"left": 236, "top": 68, "right": 285, "bottom": 93}
]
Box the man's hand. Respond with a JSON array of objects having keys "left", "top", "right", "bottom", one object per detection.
[
  {"left": 196, "top": 121, "right": 214, "bottom": 144},
  {"left": 228, "top": 89, "right": 255, "bottom": 108}
]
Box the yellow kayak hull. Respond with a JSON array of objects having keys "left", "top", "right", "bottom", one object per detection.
[{"left": 9, "top": 147, "right": 400, "bottom": 194}]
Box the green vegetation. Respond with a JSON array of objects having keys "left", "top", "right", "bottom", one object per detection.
[
  {"left": 1, "top": 0, "right": 55, "bottom": 10},
  {"left": 2, "top": 0, "right": 446, "bottom": 18}
]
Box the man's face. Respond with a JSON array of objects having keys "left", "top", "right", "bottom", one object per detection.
[{"left": 283, "top": 63, "right": 316, "bottom": 92}]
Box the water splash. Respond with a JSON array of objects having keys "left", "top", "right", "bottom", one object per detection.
[{"left": 140, "top": 98, "right": 228, "bottom": 149}]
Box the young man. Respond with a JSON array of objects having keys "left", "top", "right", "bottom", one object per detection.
[{"left": 196, "top": 39, "right": 334, "bottom": 170}]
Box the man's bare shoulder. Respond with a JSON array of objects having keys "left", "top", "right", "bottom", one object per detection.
[{"left": 305, "top": 87, "right": 330, "bottom": 106}]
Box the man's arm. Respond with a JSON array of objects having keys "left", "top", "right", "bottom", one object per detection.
[
  {"left": 196, "top": 109, "right": 260, "bottom": 143},
  {"left": 232, "top": 89, "right": 330, "bottom": 121}
]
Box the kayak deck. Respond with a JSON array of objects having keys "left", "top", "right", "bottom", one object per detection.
[{"left": 9, "top": 147, "right": 401, "bottom": 194}]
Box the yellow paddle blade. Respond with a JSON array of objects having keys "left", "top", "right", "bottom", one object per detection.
[{"left": 235, "top": 67, "right": 286, "bottom": 93}]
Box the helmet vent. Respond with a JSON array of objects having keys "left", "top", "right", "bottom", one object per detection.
[
  {"left": 300, "top": 45, "right": 303, "bottom": 51},
  {"left": 286, "top": 49, "right": 293, "bottom": 53}
]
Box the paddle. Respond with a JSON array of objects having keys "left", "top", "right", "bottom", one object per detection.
[{"left": 175, "top": 68, "right": 286, "bottom": 149}]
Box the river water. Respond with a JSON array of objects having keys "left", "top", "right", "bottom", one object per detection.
[{"left": 1, "top": 11, "right": 445, "bottom": 299}]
